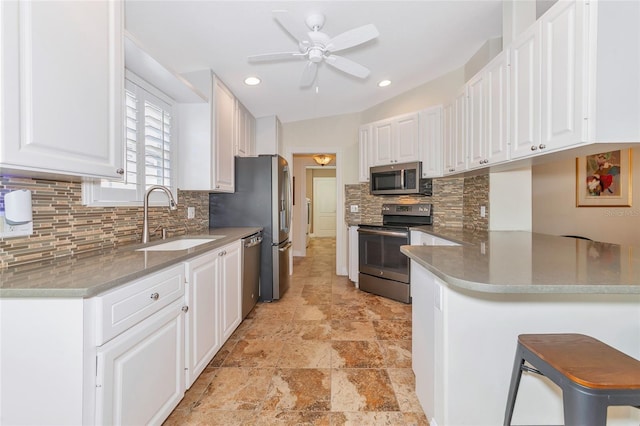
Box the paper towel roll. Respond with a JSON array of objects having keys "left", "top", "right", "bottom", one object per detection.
[{"left": 5, "top": 190, "right": 33, "bottom": 225}]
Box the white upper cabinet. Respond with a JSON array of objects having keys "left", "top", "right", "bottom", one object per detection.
[
  {"left": 540, "top": 0, "right": 586, "bottom": 149},
  {"left": 443, "top": 87, "right": 467, "bottom": 175},
  {"left": 255, "top": 115, "right": 282, "bottom": 155},
  {"left": 178, "top": 71, "right": 236, "bottom": 192},
  {"left": 370, "top": 112, "right": 420, "bottom": 166},
  {"left": 511, "top": 0, "right": 586, "bottom": 159},
  {"left": 484, "top": 51, "right": 510, "bottom": 165},
  {"left": 358, "top": 125, "right": 372, "bottom": 182},
  {"left": 466, "top": 72, "right": 486, "bottom": 169},
  {"left": 212, "top": 77, "right": 236, "bottom": 192},
  {"left": 1, "top": 0, "right": 124, "bottom": 179},
  {"left": 235, "top": 100, "right": 255, "bottom": 158},
  {"left": 419, "top": 105, "right": 443, "bottom": 178},
  {"left": 510, "top": 23, "right": 541, "bottom": 159}
]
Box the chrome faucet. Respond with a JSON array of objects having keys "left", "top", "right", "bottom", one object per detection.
[{"left": 142, "top": 185, "right": 178, "bottom": 243}]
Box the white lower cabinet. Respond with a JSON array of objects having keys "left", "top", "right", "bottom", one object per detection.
[
  {"left": 185, "top": 251, "right": 221, "bottom": 388},
  {"left": 219, "top": 242, "right": 242, "bottom": 342},
  {"left": 2, "top": 239, "right": 246, "bottom": 425},
  {"left": 184, "top": 240, "right": 241, "bottom": 388},
  {"left": 95, "top": 299, "right": 185, "bottom": 426}
]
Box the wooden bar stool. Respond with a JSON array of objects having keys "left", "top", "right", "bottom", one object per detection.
[{"left": 504, "top": 333, "right": 640, "bottom": 426}]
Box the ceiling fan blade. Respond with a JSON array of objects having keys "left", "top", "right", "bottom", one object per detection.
[
  {"left": 325, "top": 55, "right": 370, "bottom": 78},
  {"left": 325, "top": 24, "right": 379, "bottom": 53},
  {"left": 248, "top": 52, "right": 303, "bottom": 62},
  {"left": 300, "top": 61, "right": 318, "bottom": 87},
  {"left": 273, "top": 10, "right": 311, "bottom": 45}
]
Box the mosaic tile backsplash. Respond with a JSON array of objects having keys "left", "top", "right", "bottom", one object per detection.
[
  {"left": 345, "top": 174, "right": 489, "bottom": 230},
  {"left": 0, "top": 177, "right": 210, "bottom": 269}
]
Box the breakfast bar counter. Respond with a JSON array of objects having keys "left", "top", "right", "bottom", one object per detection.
[{"left": 401, "top": 230, "right": 640, "bottom": 426}]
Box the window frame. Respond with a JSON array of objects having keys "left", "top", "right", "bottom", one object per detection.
[{"left": 83, "top": 70, "right": 179, "bottom": 207}]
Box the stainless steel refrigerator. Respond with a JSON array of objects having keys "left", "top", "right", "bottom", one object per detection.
[{"left": 209, "top": 155, "right": 292, "bottom": 301}]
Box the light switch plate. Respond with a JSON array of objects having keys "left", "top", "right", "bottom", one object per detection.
[
  {"left": 350, "top": 205, "right": 359, "bottom": 213},
  {"left": 187, "top": 207, "right": 195, "bottom": 219}
]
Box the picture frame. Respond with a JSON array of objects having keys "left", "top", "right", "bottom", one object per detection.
[{"left": 576, "top": 149, "right": 632, "bottom": 207}]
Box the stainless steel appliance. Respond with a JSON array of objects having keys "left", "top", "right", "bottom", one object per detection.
[
  {"left": 241, "top": 231, "right": 262, "bottom": 318},
  {"left": 210, "top": 155, "right": 292, "bottom": 301},
  {"left": 370, "top": 161, "right": 432, "bottom": 195},
  {"left": 358, "top": 203, "right": 433, "bottom": 303}
]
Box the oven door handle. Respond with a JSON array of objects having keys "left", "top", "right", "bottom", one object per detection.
[{"left": 357, "top": 228, "right": 408, "bottom": 238}]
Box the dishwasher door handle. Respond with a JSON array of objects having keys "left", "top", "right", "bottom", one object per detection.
[
  {"left": 244, "top": 237, "right": 262, "bottom": 248},
  {"left": 278, "top": 241, "right": 292, "bottom": 252}
]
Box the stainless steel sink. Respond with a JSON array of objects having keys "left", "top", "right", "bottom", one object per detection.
[{"left": 136, "top": 236, "right": 225, "bottom": 251}]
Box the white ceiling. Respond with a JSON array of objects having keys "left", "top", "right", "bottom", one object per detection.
[{"left": 125, "top": 1, "right": 503, "bottom": 123}]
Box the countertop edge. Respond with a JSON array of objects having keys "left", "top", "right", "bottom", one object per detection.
[
  {"left": 0, "top": 227, "right": 262, "bottom": 298},
  {"left": 401, "top": 245, "right": 640, "bottom": 295}
]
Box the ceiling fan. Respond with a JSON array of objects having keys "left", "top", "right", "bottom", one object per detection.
[{"left": 248, "top": 10, "right": 379, "bottom": 87}]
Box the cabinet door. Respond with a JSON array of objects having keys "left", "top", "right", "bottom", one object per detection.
[
  {"left": 485, "top": 51, "right": 510, "bottom": 165},
  {"left": 420, "top": 106, "right": 443, "bottom": 178},
  {"left": 358, "top": 125, "right": 372, "bottom": 182},
  {"left": 1, "top": 0, "right": 123, "bottom": 179},
  {"left": 442, "top": 102, "right": 456, "bottom": 174},
  {"left": 219, "top": 241, "right": 242, "bottom": 342},
  {"left": 452, "top": 88, "right": 467, "bottom": 171},
  {"left": 540, "top": 0, "right": 586, "bottom": 149},
  {"left": 96, "top": 300, "right": 185, "bottom": 426},
  {"left": 466, "top": 73, "right": 485, "bottom": 169},
  {"left": 371, "top": 120, "right": 394, "bottom": 165},
  {"left": 235, "top": 101, "right": 255, "bottom": 157},
  {"left": 510, "top": 24, "right": 541, "bottom": 159},
  {"left": 395, "top": 113, "right": 421, "bottom": 163},
  {"left": 212, "top": 77, "right": 235, "bottom": 192},
  {"left": 185, "top": 252, "right": 220, "bottom": 389}
]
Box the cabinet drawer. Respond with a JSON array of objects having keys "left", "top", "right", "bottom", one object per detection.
[{"left": 95, "top": 264, "right": 185, "bottom": 346}]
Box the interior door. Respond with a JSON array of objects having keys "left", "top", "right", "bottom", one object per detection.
[{"left": 312, "top": 177, "right": 336, "bottom": 237}]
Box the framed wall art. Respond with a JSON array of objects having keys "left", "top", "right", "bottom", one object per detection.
[{"left": 576, "top": 149, "right": 632, "bottom": 207}]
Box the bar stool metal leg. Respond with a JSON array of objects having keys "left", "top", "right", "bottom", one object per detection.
[
  {"left": 504, "top": 343, "right": 525, "bottom": 426},
  {"left": 562, "top": 386, "right": 608, "bottom": 426}
]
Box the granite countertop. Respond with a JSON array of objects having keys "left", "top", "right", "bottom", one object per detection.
[
  {"left": 402, "top": 228, "right": 640, "bottom": 294},
  {"left": 0, "top": 227, "right": 262, "bottom": 298}
]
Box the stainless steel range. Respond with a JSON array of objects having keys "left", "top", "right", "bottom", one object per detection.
[{"left": 358, "top": 203, "right": 432, "bottom": 303}]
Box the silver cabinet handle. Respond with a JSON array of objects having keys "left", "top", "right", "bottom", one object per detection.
[
  {"left": 539, "top": 144, "right": 546, "bottom": 150},
  {"left": 530, "top": 145, "right": 538, "bottom": 151},
  {"left": 116, "top": 168, "right": 124, "bottom": 175},
  {"left": 150, "top": 292, "right": 159, "bottom": 301},
  {"left": 181, "top": 306, "right": 189, "bottom": 313}
]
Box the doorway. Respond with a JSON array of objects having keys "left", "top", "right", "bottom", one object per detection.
[
  {"left": 288, "top": 150, "right": 343, "bottom": 272},
  {"left": 312, "top": 177, "right": 337, "bottom": 237}
]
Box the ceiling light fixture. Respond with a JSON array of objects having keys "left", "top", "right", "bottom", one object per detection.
[
  {"left": 244, "top": 76, "right": 261, "bottom": 86},
  {"left": 313, "top": 154, "right": 332, "bottom": 166},
  {"left": 378, "top": 79, "right": 391, "bottom": 87}
]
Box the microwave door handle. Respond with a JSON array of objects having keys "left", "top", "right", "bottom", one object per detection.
[{"left": 400, "top": 168, "right": 405, "bottom": 189}]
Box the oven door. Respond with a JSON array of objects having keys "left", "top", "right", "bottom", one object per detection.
[{"left": 358, "top": 227, "right": 410, "bottom": 283}]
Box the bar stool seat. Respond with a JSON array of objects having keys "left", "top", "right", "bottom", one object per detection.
[{"left": 504, "top": 333, "right": 640, "bottom": 426}]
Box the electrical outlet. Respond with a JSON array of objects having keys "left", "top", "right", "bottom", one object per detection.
[
  {"left": 187, "top": 207, "right": 195, "bottom": 219},
  {"left": 350, "top": 205, "right": 359, "bottom": 213},
  {"left": 480, "top": 205, "right": 486, "bottom": 218}
]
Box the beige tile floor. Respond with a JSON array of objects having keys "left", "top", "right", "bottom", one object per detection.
[{"left": 164, "top": 237, "right": 429, "bottom": 425}]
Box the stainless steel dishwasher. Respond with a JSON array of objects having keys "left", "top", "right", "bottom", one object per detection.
[{"left": 241, "top": 231, "right": 262, "bottom": 319}]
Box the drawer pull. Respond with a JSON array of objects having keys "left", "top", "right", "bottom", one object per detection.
[
  {"left": 150, "top": 292, "right": 160, "bottom": 301},
  {"left": 182, "top": 306, "right": 189, "bottom": 313}
]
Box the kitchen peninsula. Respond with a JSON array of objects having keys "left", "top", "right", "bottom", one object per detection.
[{"left": 402, "top": 230, "right": 640, "bottom": 426}]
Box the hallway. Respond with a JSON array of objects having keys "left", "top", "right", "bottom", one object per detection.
[{"left": 164, "top": 237, "right": 429, "bottom": 425}]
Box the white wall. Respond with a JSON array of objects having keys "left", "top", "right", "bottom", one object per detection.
[
  {"left": 360, "top": 67, "right": 465, "bottom": 124},
  {"left": 532, "top": 148, "right": 640, "bottom": 245}
]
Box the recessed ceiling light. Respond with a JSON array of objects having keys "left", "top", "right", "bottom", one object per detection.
[
  {"left": 244, "top": 76, "right": 261, "bottom": 86},
  {"left": 378, "top": 79, "right": 391, "bottom": 87}
]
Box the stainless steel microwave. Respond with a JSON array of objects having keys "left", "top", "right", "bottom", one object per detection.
[{"left": 370, "top": 161, "right": 431, "bottom": 195}]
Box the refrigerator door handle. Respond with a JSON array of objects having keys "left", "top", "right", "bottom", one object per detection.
[{"left": 278, "top": 241, "right": 292, "bottom": 252}]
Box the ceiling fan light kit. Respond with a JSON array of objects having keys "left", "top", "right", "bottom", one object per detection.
[{"left": 248, "top": 10, "right": 379, "bottom": 88}]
